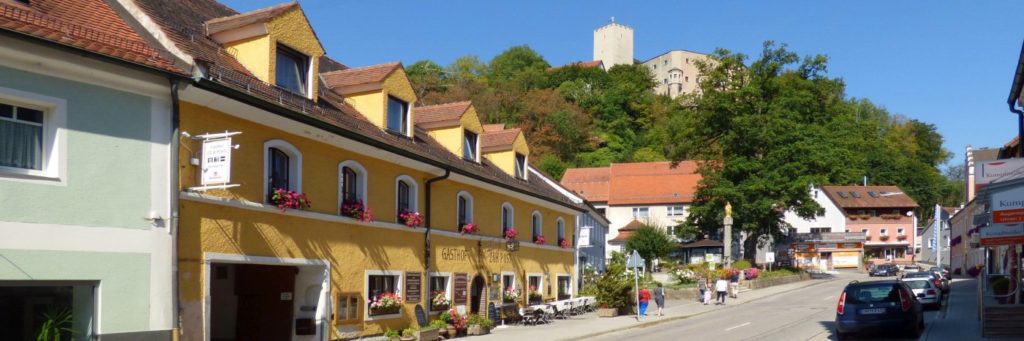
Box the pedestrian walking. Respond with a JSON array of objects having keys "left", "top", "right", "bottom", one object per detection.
[
  {"left": 639, "top": 285, "right": 651, "bottom": 316},
  {"left": 654, "top": 282, "right": 666, "bottom": 316},
  {"left": 729, "top": 270, "right": 740, "bottom": 299},
  {"left": 698, "top": 276, "right": 707, "bottom": 304},
  {"left": 715, "top": 276, "right": 728, "bottom": 305}
]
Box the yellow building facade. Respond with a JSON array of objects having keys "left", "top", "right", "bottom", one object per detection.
[{"left": 164, "top": 3, "right": 582, "bottom": 340}]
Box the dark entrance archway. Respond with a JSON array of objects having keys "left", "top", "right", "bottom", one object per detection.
[{"left": 470, "top": 274, "right": 485, "bottom": 314}]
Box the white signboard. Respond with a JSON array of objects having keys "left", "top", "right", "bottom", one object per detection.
[
  {"left": 975, "top": 159, "right": 1024, "bottom": 190},
  {"left": 201, "top": 138, "right": 233, "bottom": 185},
  {"left": 983, "top": 185, "right": 1024, "bottom": 246},
  {"left": 765, "top": 252, "right": 775, "bottom": 263},
  {"left": 577, "top": 226, "right": 591, "bottom": 247}
]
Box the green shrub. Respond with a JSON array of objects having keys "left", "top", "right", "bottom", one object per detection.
[
  {"left": 467, "top": 313, "right": 493, "bottom": 328},
  {"left": 428, "top": 319, "right": 448, "bottom": 330},
  {"left": 732, "top": 259, "right": 752, "bottom": 270},
  {"left": 383, "top": 328, "right": 400, "bottom": 339}
]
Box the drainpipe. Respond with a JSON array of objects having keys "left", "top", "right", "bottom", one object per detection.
[
  {"left": 423, "top": 169, "right": 450, "bottom": 304},
  {"left": 168, "top": 78, "right": 182, "bottom": 341},
  {"left": 1008, "top": 40, "right": 1024, "bottom": 157}
]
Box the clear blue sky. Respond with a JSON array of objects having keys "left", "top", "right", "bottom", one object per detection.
[{"left": 225, "top": 0, "right": 1024, "bottom": 167}]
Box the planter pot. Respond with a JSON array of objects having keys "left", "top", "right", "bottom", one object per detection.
[
  {"left": 467, "top": 325, "right": 490, "bottom": 336},
  {"left": 369, "top": 305, "right": 401, "bottom": 316},
  {"left": 528, "top": 299, "right": 543, "bottom": 305},
  {"left": 446, "top": 325, "right": 458, "bottom": 339},
  {"left": 597, "top": 307, "right": 618, "bottom": 317},
  {"left": 457, "top": 327, "right": 467, "bottom": 337},
  {"left": 400, "top": 337, "right": 416, "bottom": 341},
  {"left": 414, "top": 328, "right": 438, "bottom": 341},
  {"left": 430, "top": 304, "right": 449, "bottom": 312}
]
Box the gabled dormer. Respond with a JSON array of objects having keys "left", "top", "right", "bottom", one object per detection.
[
  {"left": 414, "top": 101, "right": 484, "bottom": 161},
  {"left": 320, "top": 63, "right": 418, "bottom": 137},
  {"left": 481, "top": 124, "right": 530, "bottom": 180},
  {"left": 205, "top": 1, "right": 325, "bottom": 99}
]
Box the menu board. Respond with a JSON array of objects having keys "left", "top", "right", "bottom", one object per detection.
[
  {"left": 454, "top": 273, "right": 468, "bottom": 305},
  {"left": 406, "top": 272, "right": 422, "bottom": 303}
]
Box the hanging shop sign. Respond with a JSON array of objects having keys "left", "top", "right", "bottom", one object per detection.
[
  {"left": 201, "top": 138, "right": 232, "bottom": 185},
  {"left": 976, "top": 159, "right": 1024, "bottom": 192},
  {"left": 578, "top": 227, "right": 591, "bottom": 247},
  {"left": 983, "top": 186, "right": 1024, "bottom": 246}
]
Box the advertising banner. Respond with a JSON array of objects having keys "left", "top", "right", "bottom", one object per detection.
[
  {"left": 201, "top": 138, "right": 232, "bottom": 185},
  {"left": 975, "top": 159, "right": 1024, "bottom": 192},
  {"left": 984, "top": 185, "right": 1024, "bottom": 246}
]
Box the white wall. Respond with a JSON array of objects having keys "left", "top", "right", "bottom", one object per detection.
[
  {"left": 593, "top": 23, "right": 633, "bottom": 68},
  {"left": 603, "top": 203, "right": 688, "bottom": 261},
  {"left": 782, "top": 187, "right": 846, "bottom": 233},
  {"left": 642, "top": 50, "right": 711, "bottom": 98}
]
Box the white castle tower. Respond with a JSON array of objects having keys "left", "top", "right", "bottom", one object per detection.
[{"left": 593, "top": 18, "right": 634, "bottom": 68}]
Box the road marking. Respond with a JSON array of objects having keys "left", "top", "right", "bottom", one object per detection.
[
  {"left": 725, "top": 322, "right": 751, "bottom": 331},
  {"left": 822, "top": 295, "right": 835, "bottom": 300}
]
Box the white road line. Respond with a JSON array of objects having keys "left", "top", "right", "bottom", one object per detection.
[
  {"left": 725, "top": 322, "right": 751, "bottom": 331},
  {"left": 822, "top": 295, "right": 835, "bottom": 300}
]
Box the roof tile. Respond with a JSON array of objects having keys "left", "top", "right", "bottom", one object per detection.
[
  {"left": 415, "top": 101, "right": 470, "bottom": 125},
  {"left": 321, "top": 62, "right": 400, "bottom": 90},
  {"left": 821, "top": 185, "right": 918, "bottom": 209},
  {"left": 204, "top": 1, "right": 296, "bottom": 35}
]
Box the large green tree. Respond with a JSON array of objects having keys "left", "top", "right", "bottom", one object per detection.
[{"left": 624, "top": 225, "right": 675, "bottom": 271}]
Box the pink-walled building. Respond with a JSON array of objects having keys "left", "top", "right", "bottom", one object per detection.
[{"left": 821, "top": 186, "right": 919, "bottom": 265}]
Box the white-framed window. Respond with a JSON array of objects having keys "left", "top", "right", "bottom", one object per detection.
[
  {"left": 880, "top": 228, "right": 888, "bottom": 236},
  {"left": 338, "top": 160, "right": 368, "bottom": 208},
  {"left": 264, "top": 139, "right": 302, "bottom": 202},
  {"left": 556, "top": 274, "right": 572, "bottom": 299},
  {"left": 386, "top": 96, "right": 410, "bottom": 136},
  {"left": 514, "top": 153, "right": 527, "bottom": 179},
  {"left": 897, "top": 228, "right": 905, "bottom": 236},
  {"left": 667, "top": 206, "right": 686, "bottom": 217},
  {"left": 456, "top": 191, "right": 474, "bottom": 231},
  {"left": 395, "top": 175, "right": 419, "bottom": 222},
  {"left": 527, "top": 273, "right": 543, "bottom": 300},
  {"left": 0, "top": 87, "right": 66, "bottom": 183},
  {"left": 632, "top": 207, "right": 650, "bottom": 218},
  {"left": 810, "top": 227, "right": 830, "bottom": 234},
  {"left": 556, "top": 218, "right": 566, "bottom": 246},
  {"left": 275, "top": 44, "right": 310, "bottom": 97},
  {"left": 501, "top": 202, "right": 514, "bottom": 237},
  {"left": 532, "top": 211, "right": 543, "bottom": 242},
  {"left": 427, "top": 272, "right": 452, "bottom": 312},
  {"left": 861, "top": 228, "right": 869, "bottom": 235},
  {"left": 501, "top": 272, "right": 516, "bottom": 291},
  {"left": 364, "top": 270, "right": 403, "bottom": 320},
  {"left": 463, "top": 130, "right": 478, "bottom": 161}
]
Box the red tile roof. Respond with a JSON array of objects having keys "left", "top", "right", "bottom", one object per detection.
[
  {"left": 480, "top": 128, "right": 521, "bottom": 149},
  {"left": 609, "top": 230, "right": 633, "bottom": 243},
  {"left": 821, "top": 186, "right": 918, "bottom": 209},
  {"left": 619, "top": 219, "right": 645, "bottom": 232},
  {"left": 560, "top": 167, "right": 610, "bottom": 202},
  {"left": 415, "top": 101, "right": 470, "bottom": 125},
  {"left": 678, "top": 239, "right": 723, "bottom": 249},
  {"left": 548, "top": 60, "right": 604, "bottom": 71},
  {"left": 321, "top": 62, "right": 401, "bottom": 90},
  {"left": 0, "top": 1, "right": 181, "bottom": 73},
  {"left": 482, "top": 124, "right": 505, "bottom": 132},
  {"left": 204, "top": 1, "right": 296, "bottom": 35}
]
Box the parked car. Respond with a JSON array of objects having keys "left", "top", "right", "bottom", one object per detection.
[
  {"left": 901, "top": 277, "right": 942, "bottom": 309},
  {"left": 835, "top": 280, "right": 924, "bottom": 339},
  {"left": 904, "top": 271, "right": 948, "bottom": 293},
  {"left": 869, "top": 264, "right": 899, "bottom": 277},
  {"left": 902, "top": 264, "right": 922, "bottom": 272}
]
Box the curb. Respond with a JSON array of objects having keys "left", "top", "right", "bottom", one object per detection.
[{"left": 561, "top": 277, "right": 835, "bottom": 341}]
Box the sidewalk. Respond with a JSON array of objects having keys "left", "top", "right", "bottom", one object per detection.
[
  {"left": 922, "top": 276, "right": 982, "bottom": 340},
  {"left": 474, "top": 276, "right": 834, "bottom": 341}
]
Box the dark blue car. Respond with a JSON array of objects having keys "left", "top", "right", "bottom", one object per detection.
[
  {"left": 835, "top": 280, "right": 924, "bottom": 339},
  {"left": 868, "top": 264, "right": 898, "bottom": 277}
]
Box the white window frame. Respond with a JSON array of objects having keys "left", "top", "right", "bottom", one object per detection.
[
  {"left": 263, "top": 139, "right": 302, "bottom": 201},
  {"left": 861, "top": 228, "right": 869, "bottom": 235},
  {"left": 556, "top": 273, "right": 572, "bottom": 298},
  {"left": 463, "top": 130, "right": 479, "bottom": 162},
  {"left": 632, "top": 207, "right": 650, "bottom": 219},
  {"left": 501, "top": 202, "right": 515, "bottom": 236},
  {"left": 880, "top": 228, "right": 888, "bottom": 236},
  {"left": 897, "top": 228, "right": 905, "bottom": 236},
  {"left": 427, "top": 272, "right": 453, "bottom": 313},
  {"left": 338, "top": 160, "right": 368, "bottom": 207},
  {"left": 532, "top": 210, "right": 543, "bottom": 240},
  {"left": 556, "top": 218, "right": 566, "bottom": 243},
  {"left": 667, "top": 205, "right": 685, "bottom": 217},
  {"left": 501, "top": 271, "right": 517, "bottom": 291},
  {"left": 395, "top": 174, "right": 419, "bottom": 214},
  {"left": 386, "top": 95, "right": 411, "bottom": 137},
  {"left": 526, "top": 273, "right": 544, "bottom": 298},
  {"left": 514, "top": 153, "right": 528, "bottom": 180},
  {"left": 364, "top": 270, "right": 404, "bottom": 321},
  {"left": 0, "top": 87, "right": 67, "bottom": 184},
  {"left": 456, "top": 191, "right": 474, "bottom": 226},
  {"left": 274, "top": 43, "right": 312, "bottom": 98}
]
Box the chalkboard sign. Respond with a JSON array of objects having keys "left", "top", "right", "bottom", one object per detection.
[
  {"left": 414, "top": 304, "right": 428, "bottom": 327},
  {"left": 406, "top": 272, "right": 422, "bottom": 303},
  {"left": 454, "top": 273, "right": 468, "bottom": 305},
  {"left": 487, "top": 302, "right": 499, "bottom": 324}
]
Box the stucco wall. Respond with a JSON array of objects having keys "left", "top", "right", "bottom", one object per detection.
[{"left": 782, "top": 188, "right": 847, "bottom": 233}]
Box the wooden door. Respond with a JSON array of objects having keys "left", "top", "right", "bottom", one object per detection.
[{"left": 234, "top": 264, "right": 297, "bottom": 341}]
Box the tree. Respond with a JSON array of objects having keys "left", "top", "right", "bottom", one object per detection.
[
  {"left": 406, "top": 60, "right": 445, "bottom": 99},
  {"left": 624, "top": 225, "right": 675, "bottom": 272},
  {"left": 487, "top": 45, "right": 550, "bottom": 84}
]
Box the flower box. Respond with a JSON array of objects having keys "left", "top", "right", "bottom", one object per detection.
[
  {"left": 430, "top": 303, "right": 450, "bottom": 312},
  {"left": 533, "top": 235, "right": 546, "bottom": 245},
  {"left": 270, "top": 188, "right": 311, "bottom": 211},
  {"left": 559, "top": 238, "right": 570, "bottom": 249},
  {"left": 341, "top": 200, "right": 373, "bottom": 222},
  {"left": 504, "top": 227, "right": 518, "bottom": 241},
  {"left": 399, "top": 210, "right": 423, "bottom": 228},
  {"left": 369, "top": 305, "right": 401, "bottom": 316},
  {"left": 460, "top": 223, "right": 478, "bottom": 235},
  {"left": 879, "top": 235, "right": 890, "bottom": 241}
]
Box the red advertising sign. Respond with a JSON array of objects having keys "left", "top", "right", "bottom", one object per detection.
[{"left": 994, "top": 208, "right": 1024, "bottom": 224}]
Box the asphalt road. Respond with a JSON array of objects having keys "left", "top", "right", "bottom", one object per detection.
[{"left": 591, "top": 271, "right": 945, "bottom": 341}]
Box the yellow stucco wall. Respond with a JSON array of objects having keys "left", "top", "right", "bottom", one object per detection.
[
  {"left": 226, "top": 36, "right": 271, "bottom": 82},
  {"left": 223, "top": 7, "right": 324, "bottom": 99},
  {"left": 423, "top": 105, "right": 484, "bottom": 158},
  {"left": 343, "top": 68, "right": 417, "bottom": 133},
  {"left": 483, "top": 131, "right": 531, "bottom": 177},
  {"left": 177, "top": 101, "right": 576, "bottom": 337}
]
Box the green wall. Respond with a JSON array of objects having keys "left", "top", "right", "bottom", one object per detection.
[{"left": 0, "top": 65, "right": 153, "bottom": 229}]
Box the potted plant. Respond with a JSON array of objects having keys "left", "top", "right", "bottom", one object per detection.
[
  {"left": 504, "top": 227, "right": 518, "bottom": 241},
  {"left": 595, "top": 256, "right": 631, "bottom": 317},
  {"left": 427, "top": 319, "right": 447, "bottom": 339},
  {"left": 528, "top": 285, "right": 543, "bottom": 304},
  {"left": 400, "top": 328, "right": 416, "bottom": 341},
  {"left": 36, "top": 308, "right": 73, "bottom": 341},
  {"left": 384, "top": 328, "right": 400, "bottom": 341},
  {"left": 430, "top": 290, "right": 450, "bottom": 312},
  {"left": 534, "top": 235, "right": 546, "bottom": 245},
  {"left": 560, "top": 238, "right": 570, "bottom": 249},
  {"left": 399, "top": 210, "right": 423, "bottom": 228},
  {"left": 341, "top": 199, "right": 373, "bottom": 222},
  {"left": 502, "top": 288, "right": 521, "bottom": 304},
  {"left": 466, "top": 314, "right": 493, "bottom": 335},
  {"left": 270, "top": 188, "right": 311, "bottom": 211},
  {"left": 441, "top": 309, "right": 465, "bottom": 338},
  {"left": 460, "top": 222, "right": 478, "bottom": 234},
  {"left": 368, "top": 292, "right": 402, "bottom": 316}
]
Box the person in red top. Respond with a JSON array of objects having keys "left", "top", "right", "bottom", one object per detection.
[{"left": 639, "top": 285, "right": 651, "bottom": 316}]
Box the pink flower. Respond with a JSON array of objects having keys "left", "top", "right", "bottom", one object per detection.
[
  {"left": 534, "top": 235, "right": 546, "bottom": 245},
  {"left": 504, "top": 227, "right": 518, "bottom": 241}
]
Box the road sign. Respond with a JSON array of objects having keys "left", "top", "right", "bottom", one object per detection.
[{"left": 626, "top": 250, "right": 645, "bottom": 269}]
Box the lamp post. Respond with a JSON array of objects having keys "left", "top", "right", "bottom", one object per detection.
[{"left": 724, "top": 202, "right": 733, "bottom": 269}]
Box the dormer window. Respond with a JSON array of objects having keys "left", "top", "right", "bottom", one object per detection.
[
  {"left": 275, "top": 44, "right": 309, "bottom": 96},
  {"left": 463, "top": 131, "right": 478, "bottom": 161},
  {"left": 514, "top": 153, "right": 526, "bottom": 179},
  {"left": 387, "top": 96, "right": 409, "bottom": 135}
]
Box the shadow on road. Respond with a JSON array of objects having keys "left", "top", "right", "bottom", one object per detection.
[{"left": 817, "top": 321, "right": 919, "bottom": 341}]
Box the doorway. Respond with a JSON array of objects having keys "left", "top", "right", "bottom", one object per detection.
[
  {"left": 469, "top": 275, "right": 485, "bottom": 314},
  {"left": 210, "top": 263, "right": 297, "bottom": 341}
]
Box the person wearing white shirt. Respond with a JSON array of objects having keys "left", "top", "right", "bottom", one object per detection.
[{"left": 715, "top": 277, "right": 729, "bottom": 305}]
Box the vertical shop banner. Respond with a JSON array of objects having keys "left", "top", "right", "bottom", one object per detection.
[
  {"left": 405, "top": 272, "right": 421, "bottom": 303},
  {"left": 201, "top": 138, "right": 232, "bottom": 185},
  {"left": 578, "top": 227, "right": 591, "bottom": 247},
  {"left": 453, "top": 273, "right": 468, "bottom": 305}
]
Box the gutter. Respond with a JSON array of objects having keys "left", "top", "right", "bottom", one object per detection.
[
  {"left": 168, "top": 78, "right": 182, "bottom": 341},
  {"left": 1008, "top": 40, "right": 1024, "bottom": 157},
  {"left": 422, "top": 169, "right": 451, "bottom": 304},
  {"left": 189, "top": 77, "right": 583, "bottom": 213}
]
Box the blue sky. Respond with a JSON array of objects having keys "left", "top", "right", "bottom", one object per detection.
[{"left": 225, "top": 0, "right": 1024, "bottom": 167}]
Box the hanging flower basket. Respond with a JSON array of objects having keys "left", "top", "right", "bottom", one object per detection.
[
  {"left": 460, "top": 223, "right": 478, "bottom": 235},
  {"left": 504, "top": 227, "right": 518, "bottom": 241},
  {"left": 560, "top": 238, "right": 570, "bottom": 249},
  {"left": 341, "top": 200, "right": 373, "bottom": 222},
  {"left": 270, "top": 188, "right": 311, "bottom": 211},
  {"left": 533, "top": 235, "right": 546, "bottom": 245},
  {"left": 399, "top": 210, "right": 423, "bottom": 228}
]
